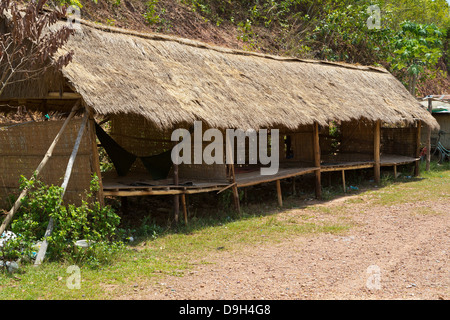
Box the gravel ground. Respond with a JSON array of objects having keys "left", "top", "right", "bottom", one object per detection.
[{"left": 122, "top": 196, "right": 449, "bottom": 300}]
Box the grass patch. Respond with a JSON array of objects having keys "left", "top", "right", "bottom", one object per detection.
[{"left": 363, "top": 161, "right": 450, "bottom": 206}]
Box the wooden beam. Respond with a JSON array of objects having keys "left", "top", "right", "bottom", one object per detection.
[
  {"left": 374, "top": 120, "right": 381, "bottom": 185},
  {"left": 313, "top": 122, "right": 322, "bottom": 199},
  {"left": 276, "top": 179, "right": 282, "bottom": 207},
  {"left": 217, "top": 182, "right": 236, "bottom": 194},
  {"left": 321, "top": 163, "right": 374, "bottom": 172},
  {"left": 46, "top": 92, "right": 82, "bottom": 100},
  {"left": 415, "top": 120, "right": 422, "bottom": 177},
  {"left": 0, "top": 100, "right": 81, "bottom": 237}
]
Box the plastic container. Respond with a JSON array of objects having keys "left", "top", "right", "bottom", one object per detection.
[{"left": 73, "top": 240, "right": 95, "bottom": 254}]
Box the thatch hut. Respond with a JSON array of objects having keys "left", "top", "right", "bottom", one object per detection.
[{"left": 0, "top": 19, "right": 439, "bottom": 218}]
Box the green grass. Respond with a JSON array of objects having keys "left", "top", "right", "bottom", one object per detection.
[
  {"left": 361, "top": 161, "right": 450, "bottom": 206},
  {"left": 1, "top": 161, "right": 448, "bottom": 299}
]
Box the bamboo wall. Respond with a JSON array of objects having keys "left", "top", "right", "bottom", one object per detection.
[
  {"left": 381, "top": 125, "right": 417, "bottom": 157},
  {"left": 0, "top": 118, "right": 93, "bottom": 209},
  {"left": 320, "top": 119, "right": 374, "bottom": 162},
  {"left": 109, "top": 115, "right": 229, "bottom": 182},
  {"left": 279, "top": 125, "right": 315, "bottom": 167}
]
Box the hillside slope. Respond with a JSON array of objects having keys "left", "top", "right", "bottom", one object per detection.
[{"left": 79, "top": 0, "right": 245, "bottom": 49}]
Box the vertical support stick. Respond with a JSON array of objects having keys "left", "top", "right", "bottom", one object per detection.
[
  {"left": 181, "top": 194, "right": 188, "bottom": 225},
  {"left": 393, "top": 165, "right": 397, "bottom": 179},
  {"left": 173, "top": 164, "right": 179, "bottom": 223},
  {"left": 341, "top": 170, "right": 346, "bottom": 193},
  {"left": 292, "top": 177, "right": 296, "bottom": 196},
  {"left": 0, "top": 101, "right": 80, "bottom": 237},
  {"left": 415, "top": 120, "right": 422, "bottom": 177},
  {"left": 426, "top": 98, "right": 432, "bottom": 171},
  {"left": 374, "top": 120, "right": 381, "bottom": 185},
  {"left": 226, "top": 133, "right": 241, "bottom": 214},
  {"left": 313, "top": 122, "right": 321, "bottom": 199},
  {"left": 276, "top": 180, "right": 282, "bottom": 207}
]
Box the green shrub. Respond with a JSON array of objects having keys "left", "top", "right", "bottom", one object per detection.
[{"left": 1, "top": 174, "right": 123, "bottom": 269}]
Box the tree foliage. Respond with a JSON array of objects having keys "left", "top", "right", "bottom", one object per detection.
[
  {"left": 389, "top": 21, "right": 444, "bottom": 94},
  {"left": 0, "top": 0, "right": 74, "bottom": 96}
]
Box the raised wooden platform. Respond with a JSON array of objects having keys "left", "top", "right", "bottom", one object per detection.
[
  {"left": 380, "top": 154, "right": 420, "bottom": 166},
  {"left": 102, "top": 166, "right": 320, "bottom": 196},
  {"left": 318, "top": 154, "right": 419, "bottom": 192},
  {"left": 102, "top": 174, "right": 229, "bottom": 197},
  {"left": 235, "top": 167, "right": 319, "bottom": 188}
]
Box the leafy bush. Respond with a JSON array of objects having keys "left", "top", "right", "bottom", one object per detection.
[{"left": 0, "top": 175, "right": 123, "bottom": 269}]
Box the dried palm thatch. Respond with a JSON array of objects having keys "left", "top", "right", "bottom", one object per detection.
[{"left": 2, "top": 19, "right": 439, "bottom": 131}]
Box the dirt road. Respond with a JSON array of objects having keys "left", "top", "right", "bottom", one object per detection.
[{"left": 126, "top": 196, "right": 449, "bottom": 300}]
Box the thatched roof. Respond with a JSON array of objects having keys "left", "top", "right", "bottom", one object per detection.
[{"left": 1, "top": 19, "right": 439, "bottom": 130}]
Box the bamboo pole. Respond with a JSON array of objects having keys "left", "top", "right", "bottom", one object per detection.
[
  {"left": 0, "top": 101, "right": 81, "bottom": 237},
  {"left": 276, "top": 179, "right": 282, "bottom": 207},
  {"left": 35, "top": 111, "right": 89, "bottom": 266},
  {"left": 426, "top": 98, "right": 432, "bottom": 171},
  {"left": 87, "top": 109, "right": 104, "bottom": 206},
  {"left": 414, "top": 120, "right": 422, "bottom": 177},
  {"left": 374, "top": 120, "right": 381, "bottom": 185}
]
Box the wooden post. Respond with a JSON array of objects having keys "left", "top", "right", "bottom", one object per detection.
[
  {"left": 393, "top": 165, "right": 397, "bottom": 179},
  {"left": 173, "top": 164, "right": 179, "bottom": 223},
  {"left": 181, "top": 194, "right": 188, "bottom": 225},
  {"left": 426, "top": 98, "right": 432, "bottom": 171},
  {"left": 87, "top": 107, "right": 104, "bottom": 206},
  {"left": 415, "top": 120, "right": 422, "bottom": 177},
  {"left": 313, "top": 122, "right": 321, "bottom": 199},
  {"left": 35, "top": 111, "right": 89, "bottom": 266},
  {"left": 0, "top": 101, "right": 80, "bottom": 237},
  {"left": 292, "top": 177, "right": 296, "bottom": 196},
  {"left": 276, "top": 180, "right": 282, "bottom": 207},
  {"left": 374, "top": 120, "right": 381, "bottom": 185},
  {"left": 341, "top": 170, "right": 346, "bottom": 192},
  {"left": 225, "top": 133, "right": 241, "bottom": 214}
]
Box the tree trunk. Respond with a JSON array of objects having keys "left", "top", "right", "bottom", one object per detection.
[{"left": 409, "top": 73, "right": 418, "bottom": 96}]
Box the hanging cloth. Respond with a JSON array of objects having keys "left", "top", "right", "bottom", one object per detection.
[
  {"left": 95, "top": 122, "right": 173, "bottom": 180},
  {"left": 95, "top": 122, "right": 137, "bottom": 176}
]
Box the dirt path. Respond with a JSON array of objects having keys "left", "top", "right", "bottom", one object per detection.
[{"left": 125, "top": 196, "right": 449, "bottom": 300}]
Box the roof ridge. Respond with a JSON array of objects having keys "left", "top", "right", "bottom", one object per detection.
[{"left": 76, "top": 18, "right": 388, "bottom": 74}]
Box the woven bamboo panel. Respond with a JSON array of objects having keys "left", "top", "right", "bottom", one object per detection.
[
  {"left": 279, "top": 125, "right": 314, "bottom": 165},
  {"left": 0, "top": 118, "right": 93, "bottom": 208},
  {"left": 340, "top": 119, "right": 374, "bottom": 154},
  {"left": 381, "top": 126, "right": 416, "bottom": 157}
]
